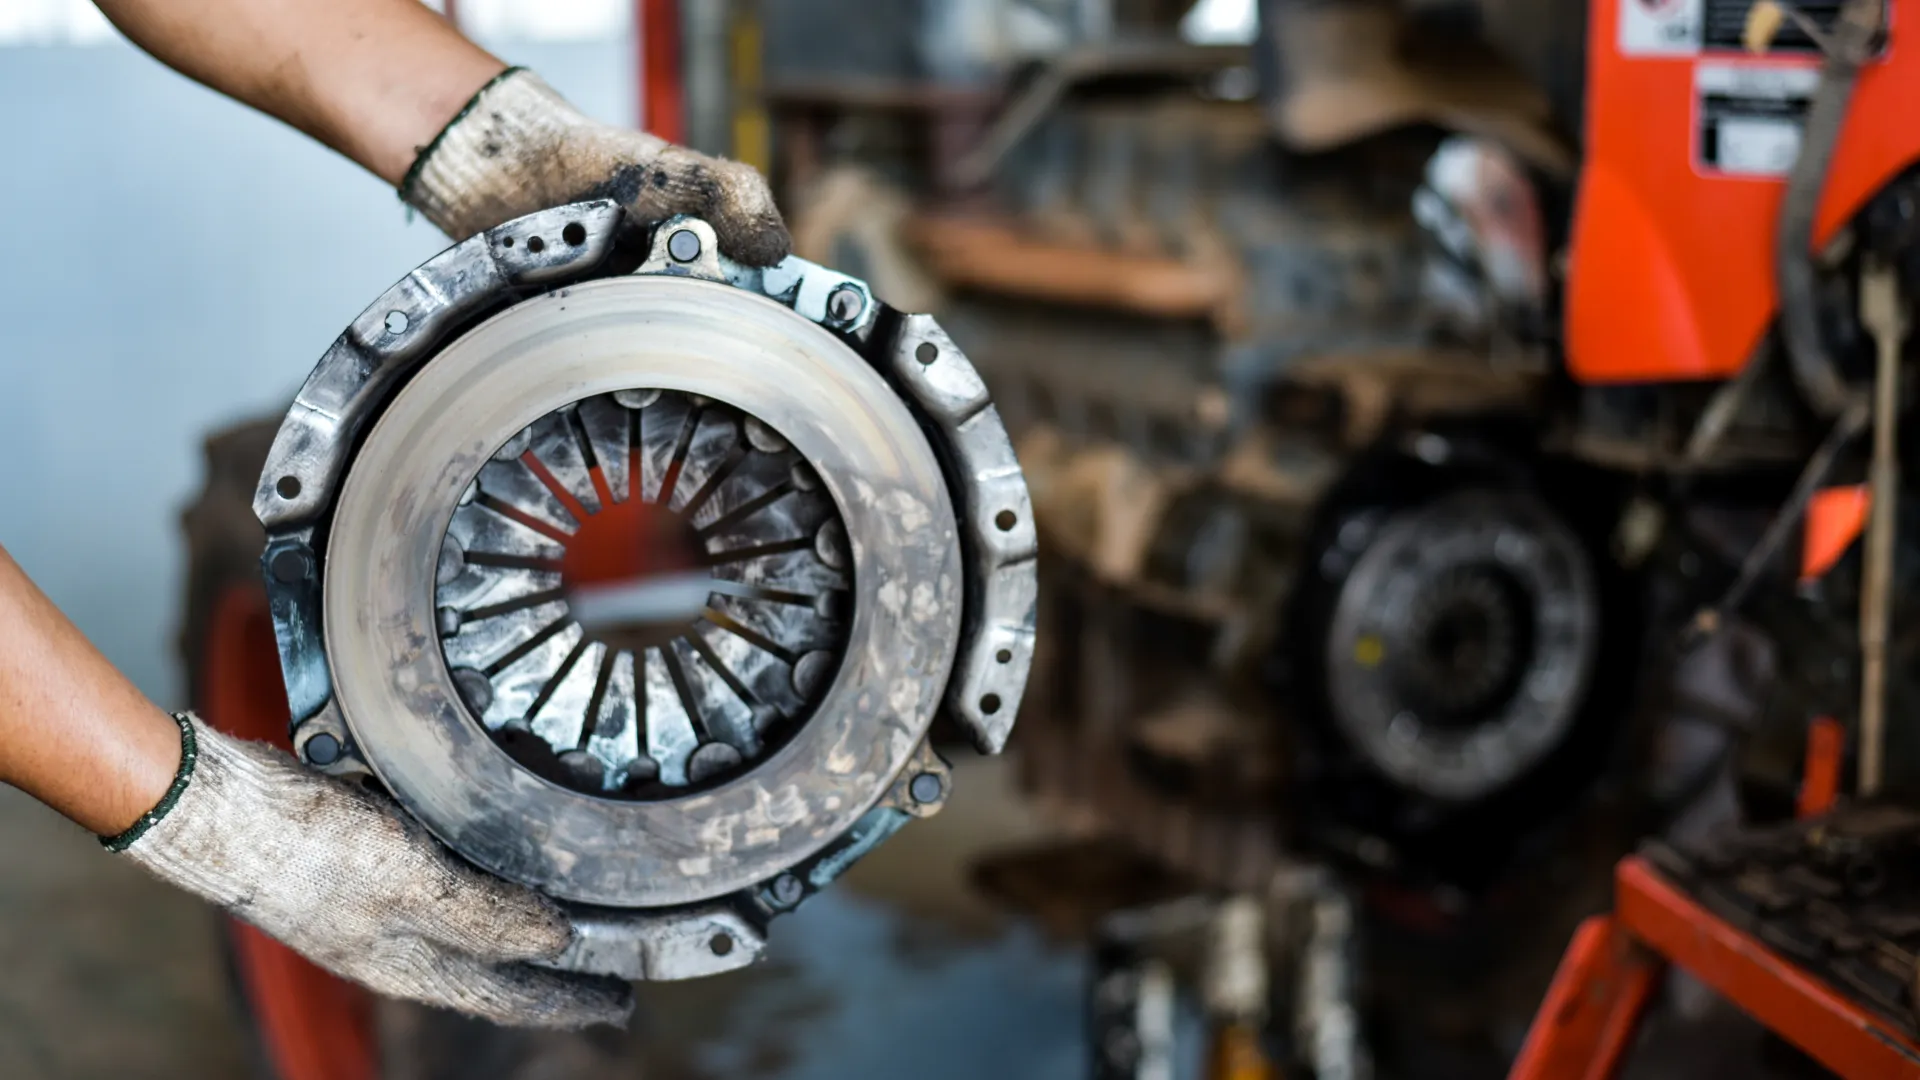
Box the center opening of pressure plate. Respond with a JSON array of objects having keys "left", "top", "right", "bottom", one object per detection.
[
  {"left": 561, "top": 498, "right": 710, "bottom": 653},
  {"left": 434, "top": 389, "right": 852, "bottom": 800}
]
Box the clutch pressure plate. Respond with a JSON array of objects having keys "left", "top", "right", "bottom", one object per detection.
[{"left": 252, "top": 204, "right": 1036, "bottom": 980}]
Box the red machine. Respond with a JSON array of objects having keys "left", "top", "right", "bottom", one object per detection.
[
  {"left": 1569, "top": 0, "right": 1918, "bottom": 383},
  {"left": 1518, "top": 1, "right": 1920, "bottom": 1075}
]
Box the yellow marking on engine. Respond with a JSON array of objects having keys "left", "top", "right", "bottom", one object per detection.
[{"left": 1354, "top": 635, "right": 1384, "bottom": 668}]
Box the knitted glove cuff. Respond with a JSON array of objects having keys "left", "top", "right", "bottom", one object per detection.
[
  {"left": 98, "top": 711, "right": 198, "bottom": 853},
  {"left": 400, "top": 67, "right": 616, "bottom": 241}
]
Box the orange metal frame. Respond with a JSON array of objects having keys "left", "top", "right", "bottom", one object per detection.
[
  {"left": 1798, "top": 715, "right": 1848, "bottom": 818},
  {"left": 1508, "top": 915, "right": 1662, "bottom": 1080},
  {"left": 1511, "top": 856, "right": 1920, "bottom": 1080},
  {"left": 1567, "top": 0, "right": 1920, "bottom": 384}
]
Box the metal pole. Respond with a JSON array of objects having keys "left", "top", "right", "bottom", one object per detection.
[
  {"left": 680, "top": 0, "right": 733, "bottom": 155},
  {"left": 1857, "top": 257, "right": 1904, "bottom": 797},
  {"left": 729, "top": 0, "right": 770, "bottom": 175}
]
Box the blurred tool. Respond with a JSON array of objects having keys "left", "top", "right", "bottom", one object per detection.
[{"left": 1202, "top": 897, "right": 1276, "bottom": 1080}]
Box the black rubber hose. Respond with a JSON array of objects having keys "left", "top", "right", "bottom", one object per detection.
[{"left": 1775, "top": 0, "right": 1883, "bottom": 417}]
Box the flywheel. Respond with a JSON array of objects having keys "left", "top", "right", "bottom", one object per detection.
[
  {"left": 1320, "top": 490, "right": 1598, "bottom": 803},
  {"left": 251, "top": 204, "right": 1036, "bottom": 980}
]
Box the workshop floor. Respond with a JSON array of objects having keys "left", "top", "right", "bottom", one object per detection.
[
  {"left": 0, "top": 782, "right": 250, "bottom": 1079},
  {"left": 0, "top": 756, "right": 1118, "bottom": 1080},
  {"left": 0, "top": 753, "right": 1773, "bottom": 1080}
]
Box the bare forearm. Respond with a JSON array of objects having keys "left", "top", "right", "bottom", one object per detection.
[
  {"left": 96, "top": 0, "right": 504, "bottom": 185},
  {"left": 96, "top": 0, "right": 789, "bottom": 261},
  {"left": 0, "top": 545, "right": 182, "bottom": 835},
  {"left": 0, "top": 544, "right": 626, "bottom": 1026}
]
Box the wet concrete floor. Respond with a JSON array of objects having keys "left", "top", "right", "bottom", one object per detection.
[
  {"left": 0, "top": 756, "right": 1174, "bottom": 1079},
  {"left": 0, "top": 750, "right": 1781, "bottom": 1080},
  {"left": 0, "top": 782, "right": 249, "bottom": 1079}
]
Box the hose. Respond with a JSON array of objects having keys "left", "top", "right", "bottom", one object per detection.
[{"left": 1774, "top": 0, "right": 1884, "bottom": 418}]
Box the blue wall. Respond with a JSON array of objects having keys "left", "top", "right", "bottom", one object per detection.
[{"left": 0, "top": 36, "right": 632, "bottom": 702}]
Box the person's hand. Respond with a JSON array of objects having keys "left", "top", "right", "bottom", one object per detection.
[
  {"left": 403, "top": 68, "right": 790, "bottom": 266},
  {"left": 110, "top": 713, "right": 630, "bottom": 1029}
]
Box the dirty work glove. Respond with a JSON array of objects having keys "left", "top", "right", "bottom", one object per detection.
[
  {"left": 103, "top": 712, "right": 630, "bottom": 1030},
  {"left": 401, "top": 66, "right": 790, "bottom": 266}
]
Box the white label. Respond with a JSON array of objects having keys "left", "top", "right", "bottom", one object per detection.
[
  {"left": 1620, "top": 0, "right": 1702, "bottom": 55},
  {"left": 1694, "top": 62, "right": 1816, "bottom": 177},
  {"left": 1715, "top": 117, "right": 1804, "bottom": 175},
  {"left": 1695, "top": 63, "right": 1822, "bottom": 98}
]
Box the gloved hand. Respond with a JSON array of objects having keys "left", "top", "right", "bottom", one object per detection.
[
  {"left": 107, "top": 713, "right": 630, "bottom": 1029},
  {"left": 402, "top": 67, "right": 790, "bottom": 266}
]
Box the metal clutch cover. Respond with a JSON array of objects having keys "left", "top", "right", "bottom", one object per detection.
[{"left": 252, "top": 204, "right": 1035, "bottom": 980}]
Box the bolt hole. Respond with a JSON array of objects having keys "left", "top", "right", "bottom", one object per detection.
[
  {"left": 501, "top": 236, "right": 515, "bottom": 248},
  {"left": 916, "top": 342, "right": 939, "bottom": 365},
  {"left": 980, "top": 694, "right": 1002, "bottom": 715},
  {"left": 527, "top": 235, "right": 546, "bottom": 254},
  {"left": 384, "top": 310, "right": 409, "bottom": 335},
  {"left": 994, "top": 510, "right": 1017, "bottom": 531},
  {"left": 276, "top": 475, "right": 302, "bottom": 499},
  {"left": 996, "top": 648, "right": 1013, "bottom": 664},
  {"left": 710, "top": 933, "right": 735, "bottom": 957},
  {"left": 562, "top": 221, "right": 587, "bottom": 246}
]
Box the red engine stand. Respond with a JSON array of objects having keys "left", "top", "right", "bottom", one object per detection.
[{"left": 1510, "top": 856, "right": 1920, "bottom": 1080}]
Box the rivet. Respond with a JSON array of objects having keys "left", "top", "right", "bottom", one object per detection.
[
  {"left": 269, "top": 548, "right": 311, "bottom": 584},
  {"left": 668, "top": 229, "right": 703, "bottom": 262},
  {"left": 826, "top": 285, "right": 865, "bottom": 323},
  {"left": 304, "top": 733, "right": 342, "bottom": 766},
  {"left": 771, "top": 874, "right": 804, "bottom": 907},
  {"left": 909, "top": 772, "right": 944, "bottom": 805}
]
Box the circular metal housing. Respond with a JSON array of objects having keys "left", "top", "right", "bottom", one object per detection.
[
  {"left": 328, "top": 275, "right": 958, "bottom": 909},
  {"left": 1323, "top": 490, "right": 1598, "bottom": 802},
  {"left": 253, "top": 206, "right": 1037, "bottom": 980}
]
